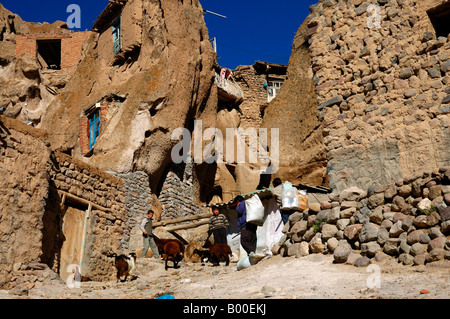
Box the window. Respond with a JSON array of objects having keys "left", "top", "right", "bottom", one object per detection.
[
  {"left": 89, "top": 110, "right": 101, "bottom": 150},
  {"left": 112, "top": 17, "right": 121, "bottom": 55},
  {"left": 36, "top": 39, "right": 61, "bottom": 70},
  {"left": 428, "top": 3, "right": 450, "bottom": 38},
  {"left": 267, "top": 81, "right": 283, "bottom": 102}
]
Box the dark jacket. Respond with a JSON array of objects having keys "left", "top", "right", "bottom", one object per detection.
[{"left": 236, "top": 201, "right": 247, "bottom": 230}]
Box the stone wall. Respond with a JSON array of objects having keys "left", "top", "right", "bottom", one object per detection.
[
  {"left": 234, "top": 63, "right": 288, "bottom": 130},
  {"left": 109, "top": 170, "right": 155, "bottom": 253},
  {"left": 304, "top": 0, "right": 450, "bottom": 192},
  {"left": 0, "top": 116, "right": 136, "bottom": 288},
  {"left": 159, "top": 162, "right": 207, "bottom": 220},
  {"left": 277, "top": 166, "right": 450, "bottom": 267}
]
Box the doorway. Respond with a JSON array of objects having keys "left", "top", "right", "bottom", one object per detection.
[{"left": 59, "top": 202, "right": 88, "bottom": 282}]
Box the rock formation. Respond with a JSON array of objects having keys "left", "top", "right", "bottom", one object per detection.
[
  {"left": 302, "top": 0, "right": 450, "bottom": 191},
  {"left": 0, "top": 3, "right": 85, "bottom": 126},
  {"left": 40, "top": 0, "right": 218, "bottom": 196}
]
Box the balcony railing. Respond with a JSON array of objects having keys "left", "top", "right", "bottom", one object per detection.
[{"left": 215, "top": 73, "right": 244, "bottom": 102}]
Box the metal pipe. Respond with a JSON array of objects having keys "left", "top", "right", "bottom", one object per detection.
[{"left": 203, "top": 9, "right": 227, "bottom": 19}]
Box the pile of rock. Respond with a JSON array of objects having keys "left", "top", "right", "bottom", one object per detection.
[
  {"left": 275, "top": 167, "right": 450, "bottom": 267},
  {"left": 7, "top": 263, "right": 63, "bottom": 296}
]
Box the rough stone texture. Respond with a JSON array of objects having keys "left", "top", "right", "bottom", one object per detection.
[
  {"left": 0, "top": 116, "right": 52, "bottom": 288},
  {"left": 0, "top": 116, "right": 131, "bottom": 288},
  {"left": 0, "top": 4, "right": 89, "bottom": 125},
  {"left": 305, "top": 0, "right": 450, "bottom": 192},
  {"left": 333, "top": 241, "right": 352, "bottom": 263},
  {"left": 261, "top": 18, "right": 327, "bottom": 187},
  {"left": 40, "top": 0, "right": 219, "bottom": 196},
  {"left": 281, "top": 167, "right": 450, "bottom": 269}
]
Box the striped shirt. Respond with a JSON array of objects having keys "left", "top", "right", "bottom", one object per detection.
[{"left": 209, "top": 213, "right": 229, "bottom": 231}]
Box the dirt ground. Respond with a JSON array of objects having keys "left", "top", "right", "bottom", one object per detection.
[{"left": 1, "top": 254, "right": 449, "bottom": 300}]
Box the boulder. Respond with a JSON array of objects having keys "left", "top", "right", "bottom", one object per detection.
[
  {"left": 288, "top": 211, "right": 305, "bottom": 226},
  {"left": 327, "top": 237, "right": 339, "bottom": 252},
  {"left": 397, "top": 185, "right": 412, "bottom": 197},
  {"left": 354, "top": 256, "right": 371, "bottom": 267},
  {"left": 425, "top": 249, "right": 445, "bottom": 263},
  {"left": 406, "top": 230, "right": 422, "bottom": 245},
  {"left": 344, "top": 224, "right": 363, "bottom": 241},
  {"left": 441, "top": 220, "right": 450, "bottom": 234},
  {"left": 340, "top": 207, "right": 356, "bottom": 219},
  {"left": 336, "top": 218, "right": 350, "bottom": 231},
  {"left": 369, "top": 207, "right": 384, "bottom": 225},
  {"left": 309, "top": 235, "right": 325, "bottom": 254},
  {"left": 389, "top": 221, "right": 405, "bottom": 237},
  {"left": 377, "top": 228, "right": 389, "bottom": 245},
  {"left": 333, "top": 241, "right": 352, "bottom": 263},
  {"left": 327, "top": 207, "right": 341, "bottom": 224},
  {"left": 309, "top": 203, "right": 321, "bottom": 213},
  {"left": 417, "top": 198, "right": 432, "bottom": 212},
  {"left": 413, "top": 254, "right": 426, "bottom": 266},
  {"left": 428, "top": 237, "right": 446, "bottom": 251},
  {"left": 413, "top": 215, "right": 428, "bottom": 228},
  {"left": 290, "top": 220, "right": 308, "bottom": 242},
  {"left": 384, "top": 185, "right": 397, "bottom": 200},
  {"left": 428, "top": 185, "right": 442, "bottom": 200},
  {"left": 428, "top": 227, "right": 444, "bottom": 239},
  {"left": 321, "top": 224, "right": 338, "bottom": 241},
  {"left": 368, "top": 193, "right": 385, "bottom": 209},
  {"left": 419, "top": 233, "right": 431, "bottom": 244},
  {"left": 288, "top": 242, "right": 309, "bottom": 258},
  {"left": 410, "top": 243, "right": 427, "bottom": 256},
  {"left": 399, "top": 253, "right": 414, "bottom": 266},
  {"left": 384, "top": 239, "right": 399, "bottom": 256},
  {"left": 439, "top": 206, "right": 450, "bottom": 222},
  {"left": 359, "top": 222, "right": 379, "bottom": 243},
  {"left": 361, "top": 242, "right": 381, "bottom": 258},
  {"left": 339, "top": 187, "right": 367, "bottom": 203}
]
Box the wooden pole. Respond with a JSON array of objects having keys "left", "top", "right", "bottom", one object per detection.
[
  {"left": 162, "top": 219, "right": 210, "bottom": 232},
  {"left": 153, "top": 212, "right": 212, "bottom": 228},
  {"left": 57, "top": 189, "right": 111, "bottom": 212}
]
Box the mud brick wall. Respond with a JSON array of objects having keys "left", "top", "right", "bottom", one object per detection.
[
  {"left": 305, "top": 0, "right": 450, "bottom": 192},
  {"left": 0, "top": 116, "right": 135, "bottom": 287},
  {"left": 49, "top": 151, "right": 129, "bottom": 281},
  {"left": 0, "top": 116, "right": 53, "bottom": 288}
]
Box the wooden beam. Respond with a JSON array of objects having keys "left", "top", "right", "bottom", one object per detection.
[
  {"left": 162, "top": 219, "right": 210, "bottom": 232},
  {"left": 57, "top": 189, "right": 111, "bottom": 212},
  {"left": 153, "top": 212, "right": 212, "bottom": 228}
]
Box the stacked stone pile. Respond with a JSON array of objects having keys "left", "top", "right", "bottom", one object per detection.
[
  {"left": 159, "top": 163, "right": 207, "bottom": 220},
  {"left": 275, "top": 167, "right": 450, "bottom": 266},
  {"left": 7, "top": 263, "right": 64, "bottom": 296}
]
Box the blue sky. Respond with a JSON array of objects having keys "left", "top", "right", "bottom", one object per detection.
[{"left": 1, "top": 0, "right": 317, "bottom": 69}]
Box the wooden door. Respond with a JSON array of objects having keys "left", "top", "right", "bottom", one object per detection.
[{"left": 59, "top": 205, "right": 86, "bottom": 282}]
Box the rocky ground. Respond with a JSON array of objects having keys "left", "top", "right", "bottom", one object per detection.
[{"left": 1, "top": 254, "right": 448, "bottom": 300}]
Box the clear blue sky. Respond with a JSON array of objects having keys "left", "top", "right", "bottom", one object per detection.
[{"left": 1, "top": 0, "right": 317, "bottom": 69}]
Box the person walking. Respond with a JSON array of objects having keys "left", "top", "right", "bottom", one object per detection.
[
  {"left": 140, "top": 209, "right": 160, "bottom": 259},
  {"left": 235, "top": 196, "right": 257, "bottom": 255}
]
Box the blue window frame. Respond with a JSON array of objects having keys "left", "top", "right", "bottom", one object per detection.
[
  {"left": 89, "top": 110, "right": 101, "bottom": 150},
  {"left": 112, "top": 17, "right": 121, "bottom": 55}
]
